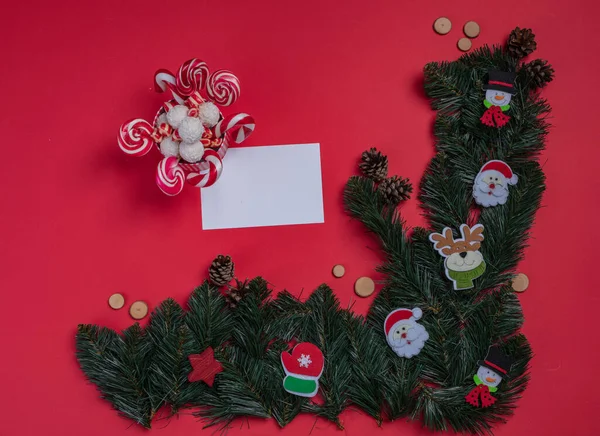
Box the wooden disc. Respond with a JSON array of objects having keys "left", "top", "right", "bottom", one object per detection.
[
  {"left": 354, "top": 277, "right": 375, "bottom": 297},
  {"left": 130, "top": 301, "right": 149, "bottom": 320},
  {"left": 433, "top": 17, "right": 452, "bottom": 35},
  {"left": 108, "top": 293, "right": 125, "bottom": 310},
  {"left": 457, "top": 37, "right": 472, "bottom": 52},
  {"left": 463, "top": 21, "right": 480, "bottom": 38},
  {"left": 512, "top": 274, "right": 530, "bottom": 293},
  {"left": 332, "top": 265, "right": 345, "bottom": 278}
]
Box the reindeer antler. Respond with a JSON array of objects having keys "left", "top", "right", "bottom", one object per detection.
[
  {"left": 429, "top": 227, "right": 455, "bottom": 256},
  {"left": 461, "top": 224, "right": 484, "bottom": 250}
]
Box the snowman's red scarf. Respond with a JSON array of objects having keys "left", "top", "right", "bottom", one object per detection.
[
  {"left": 480, "top": 105, "right": 510, "bottom": 128},
  {"left": 465, "top": 384, "right": 497, "bottom": 408}
]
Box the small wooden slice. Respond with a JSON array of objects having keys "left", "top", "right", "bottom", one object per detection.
[
  {"left": 512, "top": 274, "right": 530, "bottom": 293},
  {"left": 130, "top": 301, "right": 149, "bottom": 320},
  {"left": 433, "top": 17, "right": 452, "bottom": 35},
  {"left": 108, "top": 293, "right": 125, "bottom": 310},
  {"left": 354, "top": 277, "right": 375, "bottom": 297},
  {"left": 463, "top": 21, "right": 480, "bottom": 38},
  {"left": 457, "top": 37, "right": 472, "bottom": 52},
  {"left": 332, "top": 265, "right": 345, "bottom": 278}
]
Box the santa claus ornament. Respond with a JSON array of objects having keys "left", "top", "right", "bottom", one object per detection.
[
  {"left": 473, "top": 160, "right": 518, "bottom": 207},
  {"left": 281, "top": 342, "right": 324, "bottom": 398},
  {"left": 480, "top": 70, "right": 516, "bottom": 128},
  {"left": 118, "top": 58, "right": 255, "bottom": 196},
  {"left": 429, "top": 224, "right": 486, "bottom": 290},
  {"left": 384, "top": 307, "right": 429, "bottom": 358},
  {"left": 465, "top": 346, "right": 514, "bottom": 408}
]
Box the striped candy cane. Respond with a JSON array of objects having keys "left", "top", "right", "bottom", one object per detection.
[
  {"left": 186, "top": 150, "right": 223, "bottom": 188},
  {"left": 118, "top": 119, "right": 155, "bottom": 156},
  {"left": 156, "top": 157, "right": 185, "bottom": 196},
  {"left": 154, "top": 69, "right": 185, "bottom": 104},
  {"left": 215, "top": 113, "right": 255, "bottom": 144}
]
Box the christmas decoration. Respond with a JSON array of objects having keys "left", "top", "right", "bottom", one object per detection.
[
  {"left": 359, "top": 147, "right": 388, "bottom": 182},
  {"left": 480, "top": 70, "right": 516, "bottom": 128},
  {"left": 524, "top": 59, "right": 555, "bottom": 89},
  {"left": 429, "top": 224, "right": 486, "bottom": 290},
  {"left": 188, "top": 347, "right": 223, "bottom": 387},
  {"left": 118, "top": 58, "right": 255, "bottom": 195},
  {"left": 77, "top": 36, "right": 552, "bottom": 433},
  {"left": 465, "top": 346, "right": 514, "bottom": 408},
  {"left": 224, "top": 279, "right": 250, "bottom": 309},
  {"left": 384, "top": 308, "right": 429, "bottom": 358},
  {"left": 507, "top": 27, "right": 537, "bottom": 59},
  {"left": 473, "top": 160, "right": 519, "bottom": 207},
  {"left": 208, "top": 255, "right": 234, "bottom": 286},
  {"left": 281, "top": 342, "right": 324, "bottom": 398},
  {"left": 378, "top": 175, "right": 412, "bottom": 205}
]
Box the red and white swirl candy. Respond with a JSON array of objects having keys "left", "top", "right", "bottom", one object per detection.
[
  {"left": 186, "top": 150, "right": 223, "bottom": 188},
  {"left": 206, "top": 70, "right": 240, "bottom": 106},
  {"left": 177, "top": 59, "right": 209, "bottom": 97},
  {"left": 154, "top": 70, "right": 185, "bottom": 104},
  {"left": 118, "top": 119, "right": 155, "bottom": 156},
  {"left": 156, "top": 157, "right": 185, "bottom": 196}
]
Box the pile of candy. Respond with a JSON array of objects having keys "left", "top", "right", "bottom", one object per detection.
[{"left": 118, "top": 59, "right": 255, "bottom": 195}]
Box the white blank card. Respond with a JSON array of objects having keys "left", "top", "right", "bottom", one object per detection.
[{"left": 200, "top": 143, "right": 325, "bottom": 230}]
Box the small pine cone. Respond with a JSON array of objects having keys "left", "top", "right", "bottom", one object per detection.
[
  {"left": 507, "top": 27, "right": 537, "bottom": 59},
  {"left": 224, "top": 279, "right": 250, "bottom": 309},
  {"left": 359, "top": 147, "right": 388, "bottom": 182},
  {"left": 524, "top": 59, "right": 554, "bottom": 89},
  {"left": 378, "top": 176, "right": 413, "bottom": 205},
  {"left": 209, "top": 255, "right": 235, "bottom": 287}
]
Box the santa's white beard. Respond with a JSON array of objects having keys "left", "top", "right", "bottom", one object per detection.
[
  {"left": 473, "top": 176, "right": 509, "bottom": 207},
  {"left": 388, "top": 323, "right": 429, "bottom": 358}
]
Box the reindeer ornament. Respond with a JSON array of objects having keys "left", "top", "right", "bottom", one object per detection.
[{"left": 429, "top": 224, "right": 486, "bottom": 290}]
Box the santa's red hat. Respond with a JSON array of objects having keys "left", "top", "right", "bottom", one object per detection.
[
  {"left": 384, "top": 308, "right": 423, "bottom": 335},
  {"left": 479, "top": 160, "right": 518, "bottom": 185}
]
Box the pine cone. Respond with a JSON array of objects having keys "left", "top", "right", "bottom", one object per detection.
[
  {"left": 208, "top": 255, "right": 235, "bottom": 287},
  {"left": 359, "top": 147, "right": 388, "bottom": 182},
  {"left": 378, "top": 176, "right": 412, "bottom": 205},
  {"left": 524, "top": 59, "right": 554, "bottom": 89},
  {"left": 507, "top": 27, "right": 537, "bottom": 59},
  {"left": 224, "top": 279, "right": 250, "bottom": 309}
]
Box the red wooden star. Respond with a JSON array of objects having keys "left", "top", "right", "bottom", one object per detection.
[{"left": 188, "top": 347, "right": 223, "bottom": 387}]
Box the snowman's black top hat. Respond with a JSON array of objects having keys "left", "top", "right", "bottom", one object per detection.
[
  {"left": 483, "top": 70, "right": 516, "bottom": 94},
  {"left": 478, "top": 345, "right": 514, "bottom": 377}
]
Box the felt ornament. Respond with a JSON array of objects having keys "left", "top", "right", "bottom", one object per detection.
[
  {"left": 429, "top": 224, "right": 486, "bottom": 290},
  {"left": 188, "top": 347, "right": 223, "bottom": 387},
  {"left": 473, "top": 160, "right": 518, "bottom": 207},
  {"left": 480, "top": 70, "right": 516, "bottom": 128},
  {"left": 281, "top": 342, "right": 324, "bottom": 398},
  {"left": 384, "top": 308, "right": 429, "bottom": 358},
  {"left": 465, "top": 346, "right": 514, "bottom": 408}
]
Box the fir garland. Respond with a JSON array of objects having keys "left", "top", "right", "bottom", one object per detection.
[{"left": 76, "top": 39, "right": 552, "bottom": 434}]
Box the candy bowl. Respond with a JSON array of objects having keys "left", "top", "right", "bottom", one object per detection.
[{"left": 118, "top": 59, "right": 255, "bottom": 196}]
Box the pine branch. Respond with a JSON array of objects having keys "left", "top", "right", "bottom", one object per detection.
[{"left": 76, "top": 324, "right": 153, "bottom": 428}]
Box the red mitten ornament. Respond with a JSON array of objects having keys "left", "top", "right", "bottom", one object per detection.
[{"left": 281, "top": 342, "right": 324, "bottom": 397}]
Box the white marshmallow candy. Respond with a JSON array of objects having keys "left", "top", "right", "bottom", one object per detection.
[
  {"left": 179, "top": 141, "right": 205, "bottom": 163},
  {"left": 197, "top": 101, "right": 221, "bottom": 127},
  {"left": 156, "top": 113, "right": 168, "bottom": 128},
  {"left": 160, "top": 136, "right": 180, "bottom": 158},
  {"left": 166, "top": 105, "right": 189, "bottom": 128},
  {"left": 177, "top": 116, "right": 205, "bottom": 143}
]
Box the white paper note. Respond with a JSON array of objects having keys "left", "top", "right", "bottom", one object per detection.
[{"left": 201, "top": 143, "right": 325, "bottom": 230}]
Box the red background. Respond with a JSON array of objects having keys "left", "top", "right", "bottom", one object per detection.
[{"left": 1, "top": 0, "right": 598, "bottom": 435}]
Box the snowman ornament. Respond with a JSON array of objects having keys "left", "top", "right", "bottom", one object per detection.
[
  {"left": 465, "top": 346, "right": 514, "bottom": 408},
  {"left": 472, "top": 160, "right": 518, "bottom": 207},
  {"left": 480, "top": 70, "right": 516, "bottom": 128}
]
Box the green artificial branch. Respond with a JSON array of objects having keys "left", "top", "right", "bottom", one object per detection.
[{"left": 76, "top": 41, "right": 551, "bottom": 434}]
